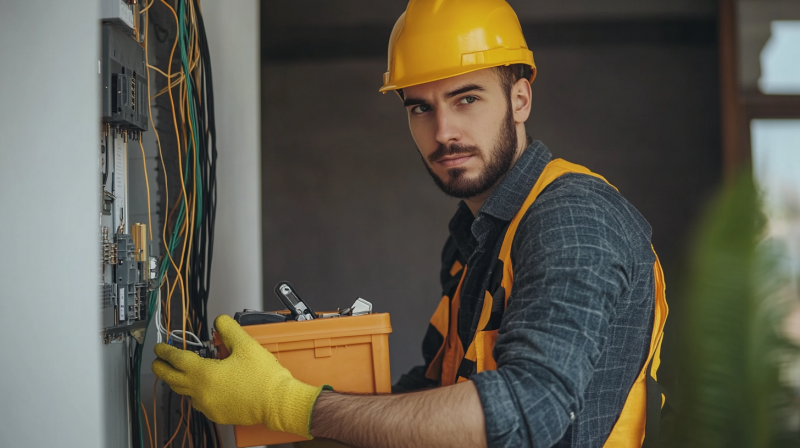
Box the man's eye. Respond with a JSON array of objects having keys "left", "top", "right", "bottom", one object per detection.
[
  {"left": 460, "top": 96, "right": 477, "bottom": 105},
  {"left": 412, "top": 104, "right": 432, "bottom": 114}
]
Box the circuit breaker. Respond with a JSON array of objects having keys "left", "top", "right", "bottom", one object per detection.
[{"left": 101, "top": 24, "right": 148, "bottom": 133}]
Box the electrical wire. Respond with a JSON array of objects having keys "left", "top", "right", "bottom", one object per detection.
[
  {"left": 158, "top": 0, "right": 194, "bottom": 354},
  {"left": 153, "top": 378, "right": 159, "bottom": 447},
  {"left": 155, "top": 290, "right": 202, "bottom": 347},
  {"left": 182, "top": 401, "right": 193, "bottom": 448},
  {"left": 163, "top": 396, "right": 185, "bottom": 448},
  {"left": 139, "top": 0, "right": 155, "bottom": 15},
  {"left": 133, "top": 1, "right": 221, "bottom": 445},
  {"left": 168, "top": 330, "right": 203, "bottom": 347},
  {"left": 141, "top": 402, "right": 154, "bottom": 448}
]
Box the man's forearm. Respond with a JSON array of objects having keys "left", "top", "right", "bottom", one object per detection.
[{"left": 310, "top": 381, "right": 487, "bottom": 448}]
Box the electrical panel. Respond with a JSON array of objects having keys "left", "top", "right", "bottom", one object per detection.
[
  {"left": 99, "top": 15, "right": 153, "bottom": 343},
  {"left": 101, "top": 24, "right": 148, "bottom": 133}
]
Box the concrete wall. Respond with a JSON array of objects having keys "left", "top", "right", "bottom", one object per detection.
[
  {"left": 261, "top": 5, "right": 722, "bottom": 384},
  {"left": 0, "top": 1, "right": 103, "bottom": 447}
]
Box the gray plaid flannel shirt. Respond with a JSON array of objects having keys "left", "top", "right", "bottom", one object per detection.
[{"left": 396, "top": 141, "right": 656, "bottom": 448}]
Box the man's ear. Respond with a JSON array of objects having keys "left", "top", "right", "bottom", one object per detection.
[{"left": 511, "top": 78, "right": 532, "bottom": 124}]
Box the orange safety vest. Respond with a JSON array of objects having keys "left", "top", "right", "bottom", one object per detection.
[{"left": 424, "top": 159, "right": 668, "bottom": 447}]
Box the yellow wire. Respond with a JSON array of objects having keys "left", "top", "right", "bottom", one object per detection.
[
  {"left": 182, "top": 401, "right": 193, "bottom": 448},
  {"left": 147, "top": 64, "right": 181, "bottom": 80},
  {"left": 139, "top": 0, "right": 155, "bottom": 14},
  {"left": 144, "top": 4, "right": 171, "bottom": 275},
  {"left": 152, "top": 378, "right": 159, "bottom": 448},
  {"left": 140, "top": 402, "right": 153, "bottom": 448},
  {"left": 138, "top": 139, "right": 153, "bottom": 241},
  {"left": 146, "top": 0, "right": 188, "bottom": 344},
  {"left": 163, "top": 396, "right": 185, "bottom": 448},
  {"left": 153, "top": 75, "right": 185, "bottom": 99},
  {"left": 182, "top": 88, "right": 201, "bottom": 337}
]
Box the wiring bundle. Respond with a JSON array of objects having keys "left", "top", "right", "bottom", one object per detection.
[{"left": 128, "top": 0, "right": 220, "bottom": 447}]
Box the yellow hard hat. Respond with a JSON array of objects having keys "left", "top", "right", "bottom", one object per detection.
[{"left": 380, "top": 0, "right": 536, "bottom": 93}]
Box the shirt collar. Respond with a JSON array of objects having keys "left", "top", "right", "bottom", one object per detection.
[{"left": 447, "top": 141, "right": 552, "bottom": 260}]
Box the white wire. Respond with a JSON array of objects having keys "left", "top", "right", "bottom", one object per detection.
[
  {"left": 154, "top": 286, "right": 204, "bottom": 347},
  {"left": 170, "top": 330, "right": 204, "bottom": 347},
  {"left": 155, "top": 288, "right": 165, "bottom": 343}
]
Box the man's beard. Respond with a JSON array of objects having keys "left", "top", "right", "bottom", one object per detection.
[{"left": 422, "top": 107, "right": 518, "bottom": 200}]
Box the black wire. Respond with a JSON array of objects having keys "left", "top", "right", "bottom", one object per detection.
[
  {"left": 188, "top": 0, "right": 217, "bottom": 344},
  {"left": 130, "top": 341, "right": 143, "bottom": 448}
]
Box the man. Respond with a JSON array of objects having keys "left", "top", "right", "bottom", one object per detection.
[{"left": 153, "top": 1, "right": 668, "bottom": 447}]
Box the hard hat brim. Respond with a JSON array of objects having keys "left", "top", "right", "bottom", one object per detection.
[{"left": 380, "top": 60, "right": 537, "bottom": 94}]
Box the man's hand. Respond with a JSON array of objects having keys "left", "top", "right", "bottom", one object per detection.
[{"left": 151, "top": 314, "right": 326, "bottom": 439}]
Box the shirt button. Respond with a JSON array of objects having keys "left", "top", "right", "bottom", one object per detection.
[{"left": 569, "top": 412, "right": 575, "bottom": 421}]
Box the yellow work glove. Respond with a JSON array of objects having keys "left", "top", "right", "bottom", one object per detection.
[{"left": 151, "top": 314, "right": 329, "bottom": 439}]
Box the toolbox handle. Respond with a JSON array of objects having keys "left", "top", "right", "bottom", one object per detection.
[{"left": 314, "top": 338, "right": 332, "bottom": 358}]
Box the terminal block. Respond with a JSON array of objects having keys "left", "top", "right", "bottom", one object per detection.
[{"left": 101, "top": 224, "right": 153, "bottom": 340}]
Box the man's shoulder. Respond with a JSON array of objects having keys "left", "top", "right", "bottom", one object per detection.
[
  {"left": 537, "top": 172, "right": 627, "bottom": 208},
  {"left": 514, "top": 172, "right": 653, "bottom": 256}
]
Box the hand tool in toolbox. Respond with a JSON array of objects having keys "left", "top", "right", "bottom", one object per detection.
[{"left": 233, "top": 280, "right": 374, "bottom": 326}]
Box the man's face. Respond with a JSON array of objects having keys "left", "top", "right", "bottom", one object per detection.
[{"left": 402, "top": 68, "right": 519, "bottom": 199}]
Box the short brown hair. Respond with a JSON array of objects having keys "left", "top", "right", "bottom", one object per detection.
[
  {"left": 493, "top": 64, "right": 532, "bottom": 98},
  {"left": 396, "top": 64, "right": 531, "bottom": 101}
]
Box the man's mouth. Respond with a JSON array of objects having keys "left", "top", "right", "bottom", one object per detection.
[{"left": 436, "top": 154, "right": 473, "bottom": 168}]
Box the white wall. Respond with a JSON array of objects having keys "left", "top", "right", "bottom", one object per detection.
[
  {"left": 0, "top": 1, "right": 103, "bottom": 447},
  {"left": 200, "top": 0, "right": 262, "bottom": 334},
  {"left": 199, "top": 1, "right": 263, "bottom": 445}
]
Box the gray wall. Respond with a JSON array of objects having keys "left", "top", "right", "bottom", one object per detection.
[
  {"left": 0, "top": 1, "right": 104, "bottom": 447},
  {"left": 261, "top": 1, "right": 722, "bottom": 383},
  {"left": 262, "top": 0, "right": 717, "bottom": 28},
  {"left": 262, "top": 60, "right": 456, "bottom": 382}
]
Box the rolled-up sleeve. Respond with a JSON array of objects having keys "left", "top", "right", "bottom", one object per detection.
[{"left": 471, "top": 177, "right": 632, "bottom": 448}]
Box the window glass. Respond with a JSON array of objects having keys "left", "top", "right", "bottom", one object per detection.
[
  {"left": 751, "top": 119, "right": 800, "bottom": 275},
  {"left": 738, "top": 0, "right": 800, "bottom": 94},
  {"left": 759, "top": 21, "right": 800, "bottom": 94}
]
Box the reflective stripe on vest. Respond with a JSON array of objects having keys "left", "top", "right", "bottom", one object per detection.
[{"left": 424, "top": 159, "right": 669, "bottom": 447}]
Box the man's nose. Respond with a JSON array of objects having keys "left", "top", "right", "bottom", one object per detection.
[{"left": 434, "top": 110, "right": 461, "bottom": 146}]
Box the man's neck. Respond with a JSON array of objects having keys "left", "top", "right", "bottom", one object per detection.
[{"left": 464, "top": 137, "right": 529, "bottom": 217}]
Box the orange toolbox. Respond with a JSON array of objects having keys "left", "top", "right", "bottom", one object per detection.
[{"left": 214, "top": 312, "right": 393, "bottom": 447}]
